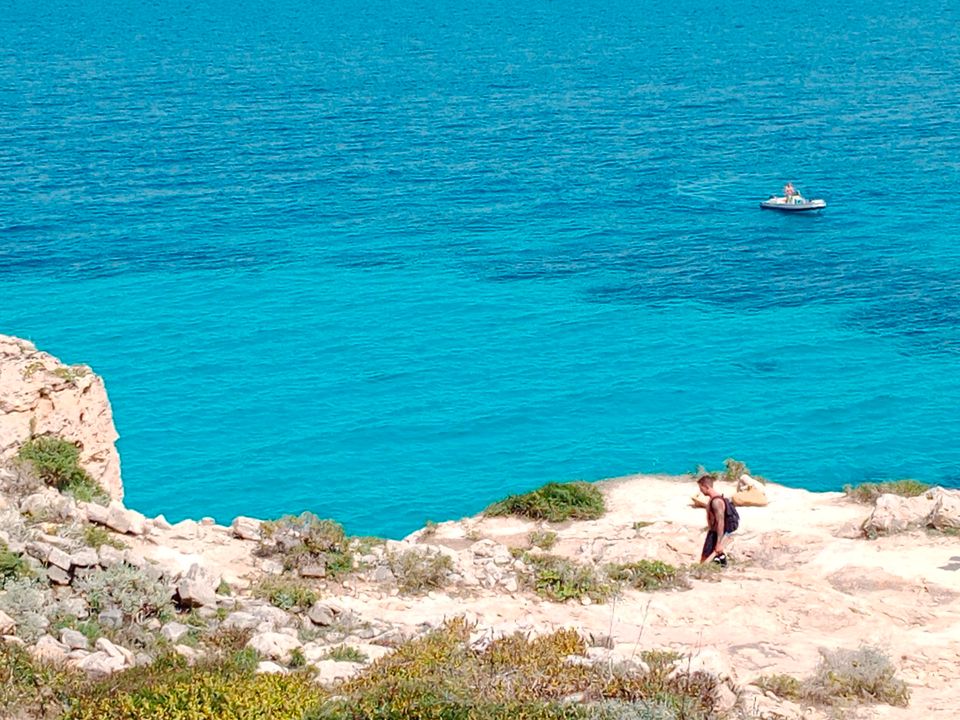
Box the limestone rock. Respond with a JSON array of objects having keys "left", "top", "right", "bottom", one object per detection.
[
  {"left": 47, "top": 547, "right": 72, "bottom": 571},
  {"left": 95, "top": 637, "right": 134, "bottom": 666},
  {"left": 100, "top": 501, "right": 147, "bottom": 535},
  {"left": 247, "top": 631, "right": 302, "bottom": 662},
  {"left": 60, "top": 628, "right": 89, "bottom": 651},
  {"left": 75, "top": 651, "right": 125, "bottom": 676},
  {"left": 231, "top": 516, "right": 262, "bottom": 541},
  {"left": 46, "top": 565, "right": 71, "bottom": 585},
  {"left": 32, "top": 635, "right": 69, "bottom": 663},
  {"left": 732, "top": 485, "right": 768, "bottom": 507},
  {"left": 176, "top": 563, "right": 221, "bottom": 608},
  {"left": 69, "top": 548, "right": 99, "bottom": 568},
  {"left": 161, "top": 622, "right": 191, "bottom": 643},
  {"left": 97, "top": 545, "right": 124, "bottom": 567},
  {"left": 862, "top": 493, "right": 936, "bottom": 536},
  {"left": 312, "top": 659, "right": 364, "bottom": 684},
  {"left": 307, "top": 602, "right": 336, "bottom": 626},
  {"left": 256, "top": 660, "right": 288, "bottom": 674},
  {"left": 0, "top": 610, "right": 15, "bottom": 634},
  {"left": 0, "top": 335, "right": 122, "bottom": 500},
  {"left": 222, "top": 611, "right": 260, "bottom": 631},
  {"left": 929, "top": 488, "right": 960, "bottom": 531}
]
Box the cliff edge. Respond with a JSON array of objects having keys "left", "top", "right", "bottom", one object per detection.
[{"left": 0, "top": 335, "right": 122, "bottom": 501}]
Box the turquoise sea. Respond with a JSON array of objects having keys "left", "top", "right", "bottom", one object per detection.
[{"left": 2, "top": 0, "right": 959, "bottom": 537}]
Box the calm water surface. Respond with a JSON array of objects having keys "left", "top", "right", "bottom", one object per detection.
[{"left": 2, "top": 0, "right": 959, "bottom": 536}]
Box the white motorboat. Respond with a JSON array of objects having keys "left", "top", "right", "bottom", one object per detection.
[{"left": 760, "top": 193, "right": 826, "bottom": 212}]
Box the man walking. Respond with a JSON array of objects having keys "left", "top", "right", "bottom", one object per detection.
[{"left": 697, "top": 475, "right": 738, "bottom": 566}]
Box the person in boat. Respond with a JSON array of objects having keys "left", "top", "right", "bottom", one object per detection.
[{"left": 783, "top": 182, "right": 797, "bottom": 201}]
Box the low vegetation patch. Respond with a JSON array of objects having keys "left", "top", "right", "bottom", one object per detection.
[
  {"left": 323, "top": 644, "right": 369, "bottom": 663},
  {"left": 844, "top": 480, "right": 930, "bottom": 503},
  {"left": 17, "top": 436, "right": 109, "bottom": 504},
  {"left": 485, "top": 481, "right": 605, "bottom": 522},
  {"left": 606, "top": 560, "right": 685, "bottom": 592},
  {"left": 251, "top": 575, "right": 320, "bottom": 610},
  {"left": 528, "top": 529, "right": 558, "bottom": 550},
  {"left": 82, "top": 524, "right": 127, "bottom": 550},
  {"left": 0, "top": 542, "right": 31, "bottom": 585},
  {"left": 386, "top": 547, "right": 453, "bottom": 594},
  {"left": 327, "top": 618, "right": 719, "bottom": 720},
  {"left": 74, "top": 563, "right": 173, "bottom": 624},
  {"left": 756, "top": 645, "right": 909, "bottom": 708},
  {"left": 258, "top": 513, "right": 355, "bottom": 578},
  {"left": 519, "top": 553, "right": 614, "bottom": 603}
]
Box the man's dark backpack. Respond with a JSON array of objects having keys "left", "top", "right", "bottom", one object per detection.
[{"left": 722, "top": 497, "right": 740, "bottom": 533}]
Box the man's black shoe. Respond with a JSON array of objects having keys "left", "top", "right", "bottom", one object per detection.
[{"left": 713, "top": 553, "right": 728, "bottom": 568}]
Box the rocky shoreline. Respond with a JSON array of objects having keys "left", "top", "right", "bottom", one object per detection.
[{"left": 2, "top": 334, "right": 959, "bottom": 720}]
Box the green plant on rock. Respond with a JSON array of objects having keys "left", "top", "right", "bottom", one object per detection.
[
  {"left": 258, "top": 513, "right": 355, "bottom": 578},
  {"left": 0, "top": 542, "right": 31, "bottom": 585},
  {"left": 251, "top": 575, "right": 319, "bottom": 610},
  {"left": 74, "top": 562, "right": 173, "bottom": 624},
  {"left": 804, "top": 645, "right": 909, "bottom": 706},
  {"left": 485, "top": 481, "right": 605, "bottom": 522},
  {"left": 520, "top": 553, "right": 614, "bottom": 603},
  {"left": 82, "top": 524, "right": 127, "bottom": 550},
  {"left": 0, "top": 577, "right": 54, "bottom": 642},
  {"left": 528, "top": 529, "right": 558, "bottom": 550},
  {"left": 755, "top": 673, "right": 802, "bottom": 700},
  {"left": 17, "top": 436, "right": 109, "bottom": 504},
  {"left": 606, "top": 561, "right": 685, "bottom": 592},
  {"left": 843, "top": 480, "right": 930, "bottom": 504},
  {"left": 323, "top": 644, "right": 368, "bottom": 663},
  {"left": 386, "top": 547, "right": 454, "bottom": 594}
]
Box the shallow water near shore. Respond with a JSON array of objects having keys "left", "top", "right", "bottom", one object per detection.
[{"left": 2, "top": 0, "right": 959, "bottom": 537}]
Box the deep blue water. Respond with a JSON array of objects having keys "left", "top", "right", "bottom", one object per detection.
[{"left": 2, "top": 0, "right": 960, "bottom": 537}]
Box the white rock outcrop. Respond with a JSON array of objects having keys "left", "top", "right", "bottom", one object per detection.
[{"left": 0, "top": 335, "right": 122, "bottom": 500}]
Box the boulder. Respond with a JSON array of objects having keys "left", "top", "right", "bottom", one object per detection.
[
  {"left": 75, "top": 651, "right": 125, "bottom": 676},
  {"left": 929, "top": 488, "right": 960, "bottom": 531},
  {"left": 312, "top": 659, "right": 365, "bottom": 685},
  {"left": 222, "top": 611, "right": 260, "bottom": 631},
  {"left": 47, "top": 547, "right": 72, "bottom": 571},
  {"left": 0, "top": 610, "right": 15, "bottom": 635},
  {"left": 69, "top": 548, "right": 100, "bottom": 568},
  {"left": 95, "top": 637, "right": 134, "bottom": 666},
  {"left": 256, "top": 660, "right": 288, "bottom": 674},
  {"left": 161, "top": 622, "right": 191, "bottom": 643},
  {"left": 176, "top": 563, "right": 220, "bottom": 608},
  {"left": 32, "top": 635, "right": 69, "bottom": 663},
  {"left": 97, "top": 545, "right": 124, "bottom": 567},
  {"left": 46, "top": 565, "right": 71, "bottom": 585},
  {"left": 862, "top": 493, "right": 937, "bottom": 536},
  {"left": 307, "top": 602, "right": 336, "bottom": 627},
  {"left": 247, "top": 631, "right": 302, "bottom": 663},
  {"left": 231, "top": 516, "right": 262, "bottom": 541},
  {"left": 299, "top": 563, "right": 326, "bottom": 579},
  {"left": 104, "top": 502, "right": 147, "bottom": 536},
  {"left": 732, "top": 484, "right": 768, "bottom": 507},
  {"left": 60, "top": 628, "right": 90, "bottom": 651}
]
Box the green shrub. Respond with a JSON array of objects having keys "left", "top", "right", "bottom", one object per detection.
[
  {"left": 520, "top": 553, "right": 614, "bottom": 603},
  {"left": 755, "top": 673, "right": 802, "bottom": 699},
  {"left": 74, "top": 563, "right": 173, "bottom": 623},
  {"left": 82, "top": 524, "right": 127, "bottom": 550},
  {"left": 0, "top": 577, "right": 54, "bottom": 642},
  {"left": 386, "top": 548, "right": 453, "bottom": 594},
  {"left": 0, "top": 641, "right": 77, "bottom": 717},
  {"left": 529, "top": 529, "right": 558, "bottom": 550},
  {"left": 843, "top": 480, "right": 930, "bottom": 503},
  {"left": 63, "top": 657, "right": 328, "bottom": 720},
  {"left": 606, "top": 561, "right": 685, "bottom": 592},
  {"left": 258, "top": 513, "right": 354, "bottom": 578},
  {"left": 323, "top": 645, "right": 368, "bottom": 663},
  {"left": 485, "top": 481, "right": 605, "bottom": 522},
  {"left": 251, "top": 575, "right": 319, "bottom": 610},
  {"left": 0, "top": 542, "right": 31, "bottom": 585},
  {"left": 803, "top": 646, "right": 909, "bottom": 706},
  {"left": 17, "top": 436, "right": 109, "bottom": 503}
]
